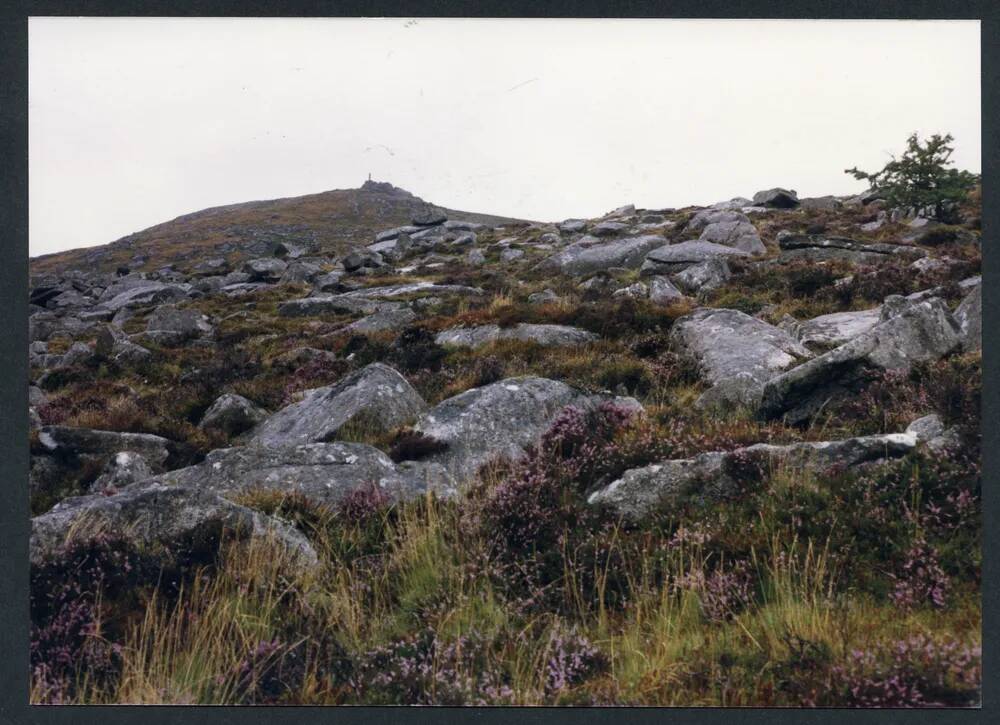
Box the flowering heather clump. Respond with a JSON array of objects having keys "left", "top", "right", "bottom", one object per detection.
[
  {"left": 543, "top": 629, "right": 607, "bottom": 697},
  {"left": 828, "top": 635, "right": 981, "bottom": 707},
  {"left": 890, "top": 538, "right": 950, "bottom": 611},
  {"left": 350, "top": 629, "right": 513, "bottom": 705},
  {"left": 30, "top": 532, "right": 156, "bottom": 703},
  {"left": 336, "top": 481, "right": 392, "bottom": 523},
  {"left": 675, "top": 561, "right": 755, "bottom": 623}
]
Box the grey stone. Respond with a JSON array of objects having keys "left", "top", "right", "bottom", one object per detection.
[
  {"left": 588, "top": 432, "right": 916, "bottom": 520},
  {"left": 191, "top": 258, "right": 231, "bottom": 276},
  {"left": 270, "top": 346, "right": 339, "bottom": 369},
  {"left": 648, "top": 276, "right": 686, "bottom": 305},
  {"left": 500, "top": 248, "right": 524, "bottom": 263},
  {"left": 58, "top": 342, "right": 93, "bottom": 368},
  {"left": 443, "top": 220, "right": 486, "bottom": 232},
  {"left": 145, "top": 304, "right": 213, "bottom": 343},
  {"left": 906, "top": 414, "right": 946, "bottom": 443},
  {"left": 413, "top": 376, "right": 643, "bottom": 481},
  {"left": 37, "top": 425, "right": 170, "bottom": 468},
  {"left": 338, "top": 282, "right": 484, "bottom": 300},
  {"left": 778, "top": 234, "right": 927, "bottom": 264},
  {"left": 791, "top": 307, "right": 882, "bottom": 350},
  {"left": 537, "top": 235, "right": 667, "bottom": 277},
  {"left": 800, "top": 196, "right": 842, "bottom": 211},
  {"left": 671, "top": 258, "right": 731, "bottom": 294},
  {"left": 699, "top": 220, "right": 766, "bottom": 255},
  {"left": 688, "top": 209, "right": 746, "bottom": 232},
  {"left": 558, "top": 219, "right": 588, "bottom": 234},
  {"left": 670, "top": 308, "right": 812, "bottom": 409},
  {"left": 467, "top": 248, "right": 487, "bottom": 266},
  {"left": 151, "top": 443, "right": 456, "bottom": 506},
  {"left": 102, "top": 283, "right": 191, "bottom": 313},
  {"left": 528, "top": 289, "right": 560, "bottom": 305},
  {"left": 199, "top": 393, "right": 269, "bottom": 437},
  {"left": 435, "top": 324, "right": 598, "bottom": 350},
  {"left": 251, "top": 363, "right": 427, "bottom": 446},
  {"left": 641, "top": 241, "right": 751, "bottom": 275},
  {"left": 752, "top": 188, "right": 800, "bottom": 208},
  {"left": 95, "top": 325, "right": 152, "bottom": 364},
  {"left": 758, "top": 298, "right": 962, "bottom": 423},
  {"left": 338, "top": 307, "right": 418, "bottom": 335},
  {"left": 277, "top": 295, "right": 402, "bottom": 318},
  {"left": 90, "top": 451, "right": 155, "bottom": 492},
  {"left": 375, "top": 225, "right": 421, "bottom": 243},
  {"left": 280, "top": 261, "right": 323, "bottom": 284},
  {"left": 710, "top": 197, "right": 754, "bottom": 210},
  {"left": 591, "top": 221, "right": 628, "bottom": 237},
  {"left": 612, "top": 282, "right": 649, "bottom": 299},
  {"left": 31, "top": 483, "right": 318, "bottom": 569},
  {"left": 954, "top": 282, "right": 981, "bottom": 352},
  {"left": 243, "top": 258, "right": 288, "bottom": 282},
  {"left": 314, "top": 271, "right": 346, "bottom": 292}
]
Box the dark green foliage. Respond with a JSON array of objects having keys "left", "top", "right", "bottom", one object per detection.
[{"left": 846, "top": 133, "right": 979, "bottom": 222}]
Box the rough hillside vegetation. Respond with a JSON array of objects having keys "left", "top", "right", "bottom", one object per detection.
[{"left": 28, "top": 181, "right": 981, "bottom": 705}]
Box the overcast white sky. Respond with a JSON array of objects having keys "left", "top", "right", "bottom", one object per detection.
[{"left": 29, "top": 18, "right": 981, "bottom": 257}]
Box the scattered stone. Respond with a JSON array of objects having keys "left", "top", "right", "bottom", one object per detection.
[
  {"left": 759, "top": 298, "right": 962, "bottom": 423},
  {"left": 648, "top": 276, "right": 686, "bottom": 305},
  {"left": 953, "top": 282, "right": 981, "bottom": 352},
  {"left": 787, "top": 307, "right": 882, "bottom": 351},
  {"left": 31, "top": 483, "right": 319, "bottom": 569},
  {"left": 670, "top": 308, "right": 812, "bottom": 409},
  {"left": 612, "top": 282, "right": 649, "bottom": 299},
  {"left": 752, "top": 188, "right": 800, "bottom": 208},
  {"left": 435, "top": 324, "right": 598, "bottom": 350},
  {"left": 778, "top": 234, "right": 927, "bottom": 264},
  {"left": 412, "top": 377, "right": 642, "bottom": 480},
  {"left": 558, "top": 219, "right": 587, "bottom": 233},
  {"left": 277, "top": 295, "right": 401, "bottom": 318},
  {"left": 671, "top": 258, "right": 731, "bottom": 294},
  {"left": 251, "top": 363, "right": 427, "bottom": 446},
  {"left": 528, "top": 289, "right": 560, "bottom": 305},
  {"left": 95, "top": 325, "right": 152, "bottom": 364},
  {"left": 144, "top": 304, "right": 213, "bottom": 344},
  {"left": 199, "top": 393, "right": 269, "bottom": 437},
  {"left": 588, "top": 432, "right": 916, "bottom": 520},
  {"left": 37, "top": 425, "right": 171, "bottom": 469},
  {"left": 591, "top": 221, "right": 628, "bottom": 237},
  {"left": 500, "top": 248, "right": 524, "bottom": 263},
  {"left": 537, "top": 235, "right": 667, "bottom": 277},
  {"left": 412, "top": 209, "right": 447, "bottom": 226},
  {"left": 467, "top": 248, "right": 487, "bottom": 266},
  {"left": 90, "top": 451, "right": 155, "bottom": 492},
  {"left": 698, "top": 218, "right": 766, "bottom": 255},
  {"left": 243, "top": 258, "right": 288, "bottom": 282},
  {"left": 641, "top": 241, "right": 750, "bottom": 275},
  {"left": 338, "top": 307, "right": 418, "bottom": 335},
  {"left": 800, "top": 195, "right": 842, "bottom": 211}
]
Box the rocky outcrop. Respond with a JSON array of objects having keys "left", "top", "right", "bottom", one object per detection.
[
  {"left": 250, "top": 363, "right": 426, "bottom": 446},
  {"left": 752, "top": 188, "right": 800, "bottom": 208},
  {"left": 778, "top": 234, "right": 927, "bottom": 264},
  {"left": 243, "top": 258, "right": 288, "bottom": 282},
  {"left": 759, "top": 298, "right": 962, "bottom": 423},
  {"left": 435, "top": 324, "right": 598, "bottom": 349},
  {"left": 641, "top": 241, "right": 750, "bottom": 275},
  {"left": 30, "top": 483, "right": 319, "bottom": 568},
  {"left": 338, "top": 307, "right": 418, "bottom": 335},
  {"left": 669, "top": 308, "right": 812, "bottom": 409},
  {"left": 697, "top": 215, "right": 766, "bottom": 255},
  {"left": 536, "top": 235, "right": 666, "bottom": 277},
  {"left": 782, "top": 308, "right": 882, "bottom": 351},
  {"left": 412, "top": 377, "right": 642, "bottom": 481},
  {"left": 37, "top": 425, "right": 171, "bottom": 468},
  {"left": 199, "top": 393, "right": 269, "bottom": 437},
  {"left": 954, "top": 282, "right": 981, "bottom": 352},
  {"left": 278, "top": 295, "right": 402, "bottom": 318},
  {"left": 143, "top": 304, "right": 213, "bottom": 345},
  {"left": 588, "top": 432, "right": 916, "bottom": 520},
  {"left": 671, "top": 258, "right": 731, "bottom": 294},
  {"left": 149, "top": 442, "right": 456, "bottom": 506}
]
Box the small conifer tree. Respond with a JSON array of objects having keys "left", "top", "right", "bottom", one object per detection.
[{"left": 846, "top": 133, "right": 979, "bottom": 222}]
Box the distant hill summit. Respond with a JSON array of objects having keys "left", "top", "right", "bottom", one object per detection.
[{"left": 30, "top": 181, "right": 533, "bottom": 276}]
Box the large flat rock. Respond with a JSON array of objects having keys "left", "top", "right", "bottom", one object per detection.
[
  {"left": 536, "top": 235, "right": 667, "bottom": 277},
  {"left": 435, "top": 323, "right": 598, "bottom": 349},
  {"left": 250, "top": 363, "right": 426, "bottom": 446},
  {"left": 413, "top": 376, "right": 643, "bottom": 481}
]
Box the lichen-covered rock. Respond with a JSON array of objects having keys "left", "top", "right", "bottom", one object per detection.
[
  {"left": 149, "top": 442, "right": 456, "bottom": 506},
  {"left": 89, "top": 451, "right": 156, "bottom": 492},
  {"left": 954, "top": 282, "right": 981, "bottom": 352},
  {"left": 669, "top": 308, "right": 812, "bottom": 409},
  {"left": 648, "top": 276, "right": 686, "bottom": 305},
  {"left": 786, "top": 307, "right": 882, "bottom": 351},
  {"left": 758, "top": 297, "right": 962, "bottom": 423},
  {"left": 412, "top": 376, "right": 642, "bottom": 480},
  {"left": 752, "top": 187, "right": 800, "bottom": 208},
  {"left": 671, "top": 258, "right": 732, "bottom": 294},
  {"left": 199, "top": 393, "right": 269, "bottom": 437},
  {"left": 37, "top": 425, "right": 171, "bottom": 468},
  {"left": 338, "top": 307, "right": 418, "bottom": 335},
  {"left": 698, "top": 219, "right": 765, "bottom": 255},
  {"left": 435, "top": 324, "right": 598, "bottom": 350},
  {"left": 250, "top": 363, "right": 427, "bottom": 446},
  {"left": 778, "top": 234, "right": 927, "bottom": 264},
  {"left": 641, "top": 241, "right": 750, "bottom": 275},
  {"left": 144, "top": 304, "right": 213, "bottom": 344},
  {"left": 243, "top": 257, "right": 288, "bottom": 282},
  {"left": 278, "top": 295, "right": 401, "bottom": 318},
  {"left": 30, "top": 483, "right": 319, "bottom": 569},
  {"left": 588, "top": 432, "right": 916, "bottom": 520},
  {"left": 536, "top": 235, "right": 666, "bottom": 277}
]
